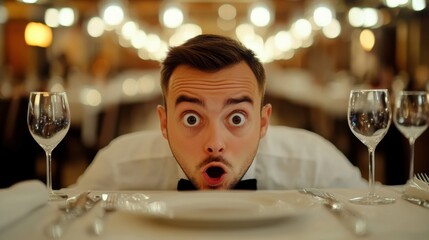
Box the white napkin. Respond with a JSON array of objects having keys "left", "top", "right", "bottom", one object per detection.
[
  {"left": 404, "top": 177, "right": 429, "bottom": 200},
  {"left": 0, "top": 180, "right": 48, "bottom": 230}
]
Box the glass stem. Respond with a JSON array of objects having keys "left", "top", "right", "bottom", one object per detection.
[
  {"left": 368, "top": 147, "right": 376, "bottom": 198},
  {"left": 409, "top": 138, "right": 416, "bottom": 180},
  {"left": 45, "top": 150, "right": 54, "bottom": 195}
]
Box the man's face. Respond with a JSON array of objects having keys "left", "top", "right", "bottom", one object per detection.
[{"left": 157, "top": 62, "right": 271, "bottom": 190}]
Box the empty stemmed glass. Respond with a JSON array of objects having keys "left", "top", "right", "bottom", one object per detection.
[
  {"left": 393, "top": 91, "right": 429, "bottom": 181},
  {"left": 347, "top": 89, "right": 395, "bottom": 205},
  {"left": 27, "top": 92, "right": 70, "bottom": 200}
]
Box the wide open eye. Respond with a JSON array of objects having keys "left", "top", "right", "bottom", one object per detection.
[
  {"left": 228, "top": 112, "right": 246, "bottom": 127},
  {"left": 183, "top": 112, "right": 200, "bottom": 127}
]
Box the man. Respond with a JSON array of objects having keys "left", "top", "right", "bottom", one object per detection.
[{"left": 73, "top": 34, "right": 366, "bottom": 190}]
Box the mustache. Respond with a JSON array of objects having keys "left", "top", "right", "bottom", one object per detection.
[{"left": 197, "top": 156, "right": 232, "bottom": 169}]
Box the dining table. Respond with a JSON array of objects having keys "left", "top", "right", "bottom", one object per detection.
[{"left": 0, "top": 185, "right": 428, "bottom": 240}]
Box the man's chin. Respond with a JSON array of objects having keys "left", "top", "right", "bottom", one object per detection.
[
  {"left": 199, "top": 180, "right": 234, "bottom": 190},
  {"left": 201, "top": 185, "right": 229, "bottom": 190}
]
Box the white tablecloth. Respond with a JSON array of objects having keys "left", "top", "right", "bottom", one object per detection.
[{"left": 1, "top": 186, "right": 428, "bottom": 240}]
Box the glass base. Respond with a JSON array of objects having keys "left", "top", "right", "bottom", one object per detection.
[
  {"left": 349, "top": 194, "right": 395, "bottom": 205},
  {"left": 49, "top": 191, "right": 68, "bottom": 201}
]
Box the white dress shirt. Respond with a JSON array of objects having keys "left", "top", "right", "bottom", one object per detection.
[{"left": 72, "top": 125, "right": 367, "bottom": 190}]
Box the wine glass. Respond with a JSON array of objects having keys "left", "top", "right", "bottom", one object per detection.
[
  {"left": 347, "top": 89, "right": 395, "bottom": 205},
  {"left": 393, "top": 91, "right": 429, "bottom": 181},
  {"left": 27, "top": 92, "right": 70, "bottom": 201}
]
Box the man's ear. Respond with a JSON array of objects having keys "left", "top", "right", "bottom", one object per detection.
[
  {"left": 157, "top": 105, "right": 168, "bottom": 139},
  {"left": 260, "top": 103, "right": 272, "bottom": 138}
]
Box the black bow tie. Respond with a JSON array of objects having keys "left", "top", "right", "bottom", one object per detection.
[{"left": 177, "top": 178, "right": 257, "bottom": 191}]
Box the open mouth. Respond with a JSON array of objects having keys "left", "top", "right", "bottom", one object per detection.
[
  {"left": 203, "top": 166, "right": 226, "bottom": 186},
  {"left": 206, "top": 166, "right": 225, "bottom": 179}
]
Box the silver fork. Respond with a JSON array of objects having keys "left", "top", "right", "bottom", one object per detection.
[
  {"left": 92, "top": 193, "right": 117, "bottom": 235},
  {"left": 416, "top": 173, "right": 429, "bottom": 184},
  {"left": 46, "top": 192, "right": 100, "bottom": 238},
  {"left": 300, "top": 188, "right": 368, "bottom": 237}
]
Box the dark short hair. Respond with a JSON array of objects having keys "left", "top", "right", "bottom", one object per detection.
[{"left": 160, "top": 34, "right": 266, "bottom": 102}]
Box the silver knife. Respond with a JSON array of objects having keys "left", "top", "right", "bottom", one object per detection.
[
  {"left": 299, "top": 188, "right": 368, "bottom": 237},
  {"left": 45, "top": 192, "right": 100, "bottom": 238},
  {"left": 402, "top": 194, "right": 429, "bottom": 209}
]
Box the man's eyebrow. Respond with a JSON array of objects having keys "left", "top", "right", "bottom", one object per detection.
[
  {"left": 175, "top": 95, "right": 204, "bottom": 106},
  {"left": 225, "top": 96, "right": 253, "bottom": 106}
]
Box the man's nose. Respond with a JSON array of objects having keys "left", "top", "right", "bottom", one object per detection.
[{"left": 204, "top": 124, "right": 225, "bottom": 154}]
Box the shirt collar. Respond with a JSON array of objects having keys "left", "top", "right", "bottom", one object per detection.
[
  {"left": 177, "top": 163, "right": 187, "bottom": 180},
  {"left": 241, "top": 158, "right": 256, "bottom": 180}
]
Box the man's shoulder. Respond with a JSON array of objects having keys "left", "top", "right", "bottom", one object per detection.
[
  {"left": 75, "top": 129, "right": 177, "bottom": 190},
  {"left": 258, "top": 125, "right": 335, "bottom": 156},
  {"left": 265, "top": 125, "right": 329, "bottom": 140},
  {"left": 110, "top": 129, "right": 164, "bottom": 144},
  {"left": 255, "top": 125, "right": 365, "bottom": 189},
  {"left": 100, "top": 129, "right": 173, "bottom": 161}
]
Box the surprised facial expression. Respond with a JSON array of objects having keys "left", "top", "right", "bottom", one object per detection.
[{"left": 157, "top": 62, "right": 271, "bottom": 189}]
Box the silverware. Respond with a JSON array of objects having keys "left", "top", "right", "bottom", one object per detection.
[
  {"left": 416, "top": 173, "right": 429, "bottom": 184},
  {"left": 45, "top": 192, "right": 100, "bottom": 239},
  {"left": 402, "top": 194, "right": 429, "bottom": 209},
  {"left": 91, "top": 193, "right": 117, "bottom": 235},
  {"left": 58, "top": 192, "right": 88, "bottom": 212},
  {"left": 299, "top": 188, "right": 368, "bottom": 237}
]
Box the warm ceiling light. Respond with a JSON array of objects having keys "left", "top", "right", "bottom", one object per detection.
[
  {"left": 411, "top": 0, "right": 426, "bottom": 11},
  {"left": 58, "top": 7, "right": 75, "bottom": 27},
  {"left": 348, "top": 7, "right": 364, "bottom": 27},
  {"left": 274, "top": 31, "right": 293, "bottom": 52},
  {"left": 249, "top": 4, "right": 272, "bottom": 27},
  {"left": 313, "top": 6, "right": 333, "bottom": 27},
  {"left": 45, "top": 8, "right": 59, "bottom": 27},
  {"left": 362, "top": 8, "right": 379, "bottom": 27},
  {"left": 80, "top": 88, "right": 102, "bottom": 107},
  {"left": 385, "top": 0, "right": 409, "bottom": 8},
  {"left": 412, "top": 0, "right": 426, "bottom": 11},
  {"left": 360, "top": 29, "right": 375, "bottom": 52},
  {"left": 18, "top": 0, "right": 51, "bottom": 4},
  {"left": 87, "top": 17, "right": 105, "bottom": 38},
  {"left": 169, "top": 23, "right": 202, "bottom": 46},
  {"left": 122, "top": 78, "right": 138, "bottom": 96},
  {"left": 235, "top": 23, "right": 255, "bottom": 44},
  {"left": 291, "top": 18, "right": 312, "bottom": 40},
  {"left": 218, "top": 4, "right": 236, "bottom": 20},
  {"left": 19, "top": 0, "right": 38, "bottom": 3},
  {"left": 102, "top": 4, "right": 124, "bottom": 26},
  {"left": 348, "top": 7, "right": 380, "bottom": 28},
  {"left": 322, "top": 18, "right": 341, "bottom": 39},
  {"left": 24, "top": 22, "right": 52, "bottom": 48},
  {"left": 121, "top": 21, "right": 138, "bottom": 40},
  {"left": 131, "top": 30, "right": 147, "bottom": 49},
  {"left": 161, "top": 6, "right": 184, "bottom": 28}
]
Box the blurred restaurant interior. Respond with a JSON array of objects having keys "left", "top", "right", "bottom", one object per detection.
[{"left": 0, "top": 0, "right": 428, "bottom": 188}]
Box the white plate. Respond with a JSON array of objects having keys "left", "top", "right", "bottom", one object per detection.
[{"left": 117, "top": 191, "right": 314, "bottom": 228}]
